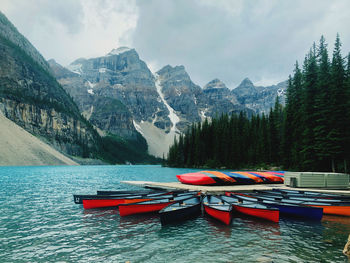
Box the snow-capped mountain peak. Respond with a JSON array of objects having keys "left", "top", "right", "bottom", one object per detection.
[{"left": 107, "top": 47, "right": 133, "bottom": 56}]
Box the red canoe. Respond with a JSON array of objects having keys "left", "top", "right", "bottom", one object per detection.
[
  {"left": 119, "top": 201, "right": 174, "bottom": 216},
  {"left": 82, "top": 192, "right": 173, "bottom": 209},
  {"left": 203, "top": 196, "right": 233, "bottom": 225},
  {"left": 83, "top": 197, "right": 154, "bottom": 209},
  {"left": 119, "top": 194, "right": 197, "bottom": 217},
  {"left": 221, "top": 195, "right": 279, "bottom": 223}
]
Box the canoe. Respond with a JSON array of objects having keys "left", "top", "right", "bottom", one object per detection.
[
  {"left": 203, "top": 195, "right": 233, "bottom": 225},
  {"left": 249, "top": 194, "right": 350, "bottom": 217},
  {"left": 252, "top": 191, "right": 350, "bottom": 204},
  {"left": 227, "top": 193, "right": 323, "bottom": 220},
  {"left": 74, "top": 193, "right": 141, "bottom": 204},
  {"left": 176, "top": 171, "right": 284, "bottom": 186},
  {"left": 96, "top": 189, "right": 160, "bottom": 195},
  {"left": 73, "top": 190, "right": 167, "bottom": 204},
  {"left": 271, "top": 189, "right": 350, "bottom": 201},
  {"left": 221, "top": 195, "right": 279, "bottom": 223},
  {"left": 159, "top": 196, "right": 202, "bottom": 225},
  {"left": 248, "top": 172, "right": 284, "bottom": 183},
  {"left": 81, "top": 192, "right": 172, "bottom": 209},
  {"left": 118, "top": 193, "right": 197, "bottom": 217}
]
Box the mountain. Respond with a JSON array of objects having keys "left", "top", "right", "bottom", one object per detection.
[
  {"left": 0, "top": 11, "right": 99, "bottom": 158},
  {"left": 156, "top": 65, "right": 205, "bottom": 130},
  {"left": 53, "top": 47, "right": 171, "bottom": 140},
  {"left": 232, "top": 77, "right": 287, "bottom": 114},
  {"left": 51, "top": 47, "right": 285, "bottom": 157},
  {"left": 203, "top": 78, "right": 250, "bottom": 117}
]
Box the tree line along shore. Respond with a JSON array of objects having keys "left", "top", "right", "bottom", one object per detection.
[{"left": 167, "top": 35, "right": 350, "bottom": 173}]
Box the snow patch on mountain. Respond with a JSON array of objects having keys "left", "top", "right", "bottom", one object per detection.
[
  {"left": 133, "top": 73, "right": 182, "bottom": 157},
  {"left": 134, "top": 121, "right": 176, "bottom": 158},
  {"left": 107, "top": 47, "right": 132, "bottom": 56},
  {"left": 133, "top": 120, "right": 144, "bottom": 136},
  {"left": 86, "top": 81, "right": 95, "bottom": 94},
  {"left": 277, "top": 88, "right": 285, "bottom": 97},
  {"left": 154, "top": 73, "right": 180, "bottom": 134},
  {"left": 200, "top": 109, "right": 208, "bottom": 121},
  {"left": 67, "top": 63, "right": 82, "bottom": 75}
]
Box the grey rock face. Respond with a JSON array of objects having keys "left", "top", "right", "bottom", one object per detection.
[
  {"left": 0, "top": 12, "right": 98, "bottom": 156},
  {"left": 232, "top": 78, "right": 287, "bottom": 114},
  {"left": 203, "top": 78, "right": 248, "bottom": 117},
  {"left": 88, "top": 96, "right": 136, "bottom": 139},
  {"left": 52, "top": 47, "right": 170, "bottom": 139},
  {"left": 157, "top": 65, "right": 204, "bottom": 129},
  {"left": 156, "top": 66, "right": 255, "bottom": 131}
]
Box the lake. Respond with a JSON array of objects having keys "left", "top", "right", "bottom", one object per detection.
[{"left": 0, "top": 165, "right": 349, "bottom": 262}]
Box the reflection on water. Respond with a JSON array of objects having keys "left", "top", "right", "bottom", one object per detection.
[
  {"left": 0, "top": 165, "right": 350, "bottom": 263},
  {"left": 204, "top": 215, "right": 232, "bottom": 238}
]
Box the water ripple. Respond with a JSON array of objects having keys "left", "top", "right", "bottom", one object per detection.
[{"left": 0, "top": 165, "right": 349, "bottom": 262}]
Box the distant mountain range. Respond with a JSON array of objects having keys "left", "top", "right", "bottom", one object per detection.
[
  {"left": 50, "top": 47, "right": 286, "bottom": 157},
  {"left": 0, "top": 11, "right": 286, "bottom": 162}
]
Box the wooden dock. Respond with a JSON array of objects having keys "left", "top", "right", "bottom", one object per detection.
[{"left": 121, "top": 181, "right": 350, "bottom": 195}]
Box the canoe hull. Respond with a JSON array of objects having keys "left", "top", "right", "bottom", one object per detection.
[
  {"left": 119, "top": 202, "right": 175, "bottom": 217},
  {"left": 233, "top": 205, "right": 279, "bottom": 223},
  {"left": 227, "top": 193, "right": 324, "bottom": 221},
  {"left": 160, "top": 203, "right": 201, "bottom": 225},
  {"left": 204, "top": 205, "right": 232, "bottom": 225},
  {"left": 311, "top": 205, "right": 350, "bottom": 217},
  {"left": 269, "top": 203, "right": 323, "bottom": 220},
  {"left": 82, "top": 198, "right": 152, "bottom": 209},
  {"left": 176, "top": 173, "right": 218, "bottom": 185}
]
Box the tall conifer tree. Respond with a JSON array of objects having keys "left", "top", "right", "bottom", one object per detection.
[
  {"left": 301, "top": 47, "right": 318, "bottom": 170},
  {"left": 329, "top": 34, "right": 346, "bottom": 171},
  {"left": 313, "top": 36, "right": 332, "bottom": 171}
]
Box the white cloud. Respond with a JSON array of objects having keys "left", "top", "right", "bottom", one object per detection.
[
  {"left": 2, "top": 0, "right": 350, "bottom": 88},
  {"left": 2, "top": 0, "right": 139, "bottom": 65}
]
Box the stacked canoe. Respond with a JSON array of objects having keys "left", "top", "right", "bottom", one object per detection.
[
  {"left": 176, "top": 171, "right": 284, "bottom": 185},
  {"left": 73, "top": 188, "right": 350, "bottom": 226}
]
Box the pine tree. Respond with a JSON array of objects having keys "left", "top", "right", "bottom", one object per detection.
[
  {"left": 328, "top": 34, "right": 346, "bottom": 171},
  {"left": 284, "top": 62, "right": 303, "bottom": 170},
  {"left": 300, "top": 47, "right": 318, "bottom": 171},
  {"left": 313, "top": 35, "right": 332, "bottom": 171},
  {"left": 345, "top": 53, "right": 350, "bottom": 172}
]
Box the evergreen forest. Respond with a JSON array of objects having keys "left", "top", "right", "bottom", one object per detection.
[{"left": 167, "top": 35, "right": 350, "bottom": 173}]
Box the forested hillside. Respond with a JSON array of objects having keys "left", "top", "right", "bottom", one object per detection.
[{"left": 167, "top": 35, "right": 350, "bottom": 173}]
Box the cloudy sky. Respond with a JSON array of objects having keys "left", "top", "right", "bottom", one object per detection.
[{"left": 2, "top": 0, "right": 350, "bottom": 88}]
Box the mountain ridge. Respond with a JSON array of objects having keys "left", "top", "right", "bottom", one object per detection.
[{"left": 51, "top": 47, "right": 285, "bottom": 157}]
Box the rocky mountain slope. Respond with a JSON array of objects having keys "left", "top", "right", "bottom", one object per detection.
[
  {"left": 232, "top": 77, "right": 286, "bottom": 114},
  {"left": 0, "top": 112, "right": 78, "bottom": 165},
  {"left": 0, "top": 11, "right": 99, "bottom": 158},
  {"left": 51, "top": 47, "right": 286, "bottom": 157}
]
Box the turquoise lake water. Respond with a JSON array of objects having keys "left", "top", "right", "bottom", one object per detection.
[{"left": 0, "top": 165, "right": 349, "bottom": 262}]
